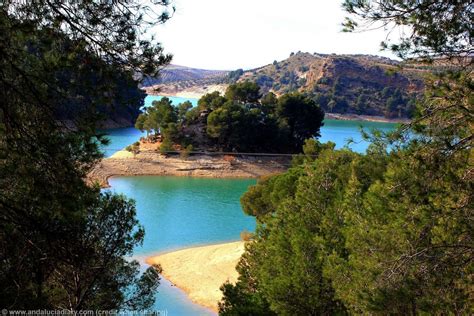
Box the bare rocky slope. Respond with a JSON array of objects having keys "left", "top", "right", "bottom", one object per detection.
[
  {"left": 237, "top": 52, "right": 431, "bottom": 118},
  {"left": 143, "top": 64, "right": 228, "bottom": 86},
  {"left": 141, "top": 52, "right": 445, "bottom": 119}
]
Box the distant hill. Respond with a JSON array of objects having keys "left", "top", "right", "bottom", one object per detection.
[
  {"left": 144, "top": 53, "right": 443, "bottom": 119},
  {"left": 142, "top": 64, "right": 228, "bottom": 86},
  {"left": 237, "top": 52, "right": 433, "bottom": 119}
]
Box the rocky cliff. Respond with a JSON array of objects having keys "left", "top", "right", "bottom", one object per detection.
[
  {"left": 144, "top": 52, "right": 440, "bottom": 119},
  {"left": 239, "top": 52, "right": 429, "bottom": 118}
]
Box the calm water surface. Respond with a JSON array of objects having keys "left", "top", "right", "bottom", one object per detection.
[
  {"left": 109, "top": 176, "right": 256, "bottom": 255},
  {"left": 109, "top": 176, "right": 255, "bottom": 315},
  {"left": 103, "top": 95, "right": 398, "bottom": 315},
  {"left": 103, "top": 119, "right": 397, "bottom": 156},
  {"left": 144, "top": 95, "right": 198, "bottom": 108},
  {"left": 319, "top": 119, "right": 397, "bottom": 152},
  {"left": 102, "top": 95, "right": 398, "bottom": 156}
]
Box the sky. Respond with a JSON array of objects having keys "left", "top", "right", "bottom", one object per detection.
[{"left": 151, "top": 0, "right": 397, "bottom": 70}]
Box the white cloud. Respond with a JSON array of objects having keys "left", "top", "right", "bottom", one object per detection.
[{"left": 150, "top": 0, "right": 397, "bottom": 70}]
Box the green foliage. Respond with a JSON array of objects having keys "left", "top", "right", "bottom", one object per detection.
[
  {"left": 162, "top": 122, "right": 179, "bottom": 143},
  {"left": 177, "top": 101, "right": 193, "bottom": 122},
  {"left": 198, "top": 91, "right": 227, "bottom": 111},
  {"left": 325, "top": 143, "right": 472, "bottom": 314},
  {"left": 291, "top": 139, "right": 336, "bottom": 166},
  {"left": 0, "top": 0, "right": 172, "bottom": 309},
  {"left": 126, "top": 142, "right": 140, "bottom": 156},
  {"left": 135, "top": 114, "right": 147, "bottom": 132},
  {"left": 342, "top": 0, "right": 472, "bottom": 60},
  {"left": 219, "top": 281, "right": 276, "bottom": 316},
  {"left": 255, "top": 74, "right": 274, "bottom": 89},
  {"left": 225, "top": 81, "right": 262, "bottom": 104},
  {"left": 276, "top": 93, "right": 325, "bottom": 146},
  {"left": 206, "top": 102, "right": 246, "bottom": 150},
  {"left": 159, "top": 138, "right": 173, "bottom": 154},
  {"left": 184, "top": 107, "right": 200, "bottom": 123},
  {"left": 180, "top": 144, "right": 193, "bottom": 159},
  {"left": 227, "top": 69, "right": 244, "bottom": 83},
  {"left": 135, "top": 97, "right": 179, "bottom": 140},
  {"left": 261, "top": 92, "right": 277, "bottom": 108},
  {"left": 48, "top": 192, "right": 162, "bottom": 309},
  {"left": 205, "top": 83, "right": 324, "bottom": 153},
  {"left": 221, "top": 1, "right": 473, "bottom": 315},
  {"left": 223, "top": 147, "right": 357, "bottom": 315},
  {"left": 224, "top": 138, "right": 472, "bottom": 314},
  {"left": 299, "top": 65, "right": 309, "bottom": 72}
]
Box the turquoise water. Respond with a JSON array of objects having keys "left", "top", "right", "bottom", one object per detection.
[
  {"left": 109, "top": 176, "right": 256, "bottom": 315},
  {"left": 100, "top": 127, "right": 145, "bottom": 157},
  {"left": 109, "top": 176, "right": 256, "bottom": 255},
  {"left": 103, "top": 109, "right": 399, "bottom": 314},
  {"left": 100, "top": 95, "right": 398, "bottom": 156},
  {"left": 319, "top": 119, "right": 397, "bottom": 152},
  {"left": 144, "top": 95, "right": 198, "bottom": 108},
  {"left": 102, "top": 119, "right": 397, "bottom": 157}
]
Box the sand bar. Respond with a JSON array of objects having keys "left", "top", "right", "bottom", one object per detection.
[{"left": 146, "top": 241, "right": 245, "bottom": 312}]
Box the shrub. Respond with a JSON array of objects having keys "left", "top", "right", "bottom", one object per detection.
[
  {"left": 159, "top": 138, "right": 173, "bottom": 155},
  {"left": 126, "top": 142, "right": 140, "bottom": 156},
  {"left": 180, "top": 144, "right": 193, "bottom": 159},
  {"left": 240, "top": 229, "right": 253, "bottom": 241}
]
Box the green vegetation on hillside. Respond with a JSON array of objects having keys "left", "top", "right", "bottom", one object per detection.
[
  {"left": 0, "top": 1, "right": 172, "bottom": 310},
  {"left": 135, "top": 81, "right": 325, "bottom": 153},
  {"left": 219, "top": 1, "right": 473, "bottom": 315},
  {"left": 239, "top": 52, "right": 422, "bottom": 119}
]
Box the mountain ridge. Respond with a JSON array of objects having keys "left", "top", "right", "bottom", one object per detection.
[{"left": 143, "top": 52, "right": 442, "bottom": 119}]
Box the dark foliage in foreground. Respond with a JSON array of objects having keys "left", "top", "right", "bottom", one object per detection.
[
  {"left": 220, "top": 1, "right": 473, "bottom": 314},
  {"left": 0, "top": 1, "right": 172, "bottom": 310}
]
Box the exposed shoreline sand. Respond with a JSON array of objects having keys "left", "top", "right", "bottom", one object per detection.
[
  {"left": 146, "top": 241, "right": 245, "bottom": 312},
  {"left": 88, "top": 150, "right": 289, "bottom": 188},
  {"left": 325, "top": 112, "right": 409, "bottom": 124}
]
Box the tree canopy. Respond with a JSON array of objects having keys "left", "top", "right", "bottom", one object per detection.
[
  {"left": 342, "top": 0, "right": 473, "bottom": 60},
  {"left": 0, "top": 1, "right": 173, "bottom": 310},
  {"left": 134, "top": 81, "right": 325, "bottom": 153},
  {"left": 220, "top": 1, "right": 473, "bottom": 315}
]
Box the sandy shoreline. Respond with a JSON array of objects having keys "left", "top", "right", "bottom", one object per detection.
[
  {"left": 325, "top": 112, "right": 409, "bottom": 123},
  {"left": 146, "top": 241, "right": 245, "bottom": 312},
  {"left": 88, "top": 150, "right": 289, "bottom": 187}
]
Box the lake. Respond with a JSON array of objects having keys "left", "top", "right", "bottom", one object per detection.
[
  {"left": 109, "top": 176, "right": 256, "bottom": 315},
  {"left": 102, "top": 95, "right": 398, "bottom": 157},
  {"left": 144, "top": 95, "right": 199, "bottom": 108},
  {"left": 104, "top": 95, "right": 398, "bottom": 315}
]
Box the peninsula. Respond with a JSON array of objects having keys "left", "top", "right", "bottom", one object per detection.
[{"left": 89, "top": 149, "right": 289, "bottom": 188}]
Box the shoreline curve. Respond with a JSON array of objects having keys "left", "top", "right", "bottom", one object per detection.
[{"left": 146, "top": 241, "right": 246, "bottom": 312}]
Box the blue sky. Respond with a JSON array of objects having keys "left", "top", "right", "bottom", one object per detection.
[{"left": 151, "top": 0, "right": 396, "bottom": 70}]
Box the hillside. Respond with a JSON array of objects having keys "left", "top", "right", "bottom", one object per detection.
[
  {"left": 143, "top": 64, "right": 228, "bottom": 86},
  {"left": 143, "top": 64, "right": 229, "bottom": 97},
  {"left": 237, "top": 52, "right": 430, "bottom": 118},
  {"left": 145, "top": 53, "right": 440, "bottom": 119}
]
